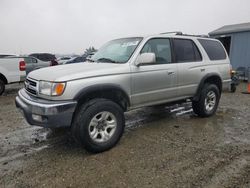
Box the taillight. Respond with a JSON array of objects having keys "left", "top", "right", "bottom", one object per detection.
[{"left": 19, "top": 61, "right": 26, "bottom": 71}]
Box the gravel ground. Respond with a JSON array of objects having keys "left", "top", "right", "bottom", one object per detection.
[{"left": 0, "top": 83, "right": 250, "bottom": 188}]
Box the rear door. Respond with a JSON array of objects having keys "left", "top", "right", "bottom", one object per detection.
[
  {"left": 172, "top": 38, "right": 204, "bottom": 98},
  {"left": 131, "top": 38, "right": 178, "bottom": 107}
]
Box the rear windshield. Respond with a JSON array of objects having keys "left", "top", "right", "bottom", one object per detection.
[
  {"left": 198, "top": 39, "right": 227, "bottom": 60},
  {"left": 29, "top": 53, "right": 56, "bottom": 61}
]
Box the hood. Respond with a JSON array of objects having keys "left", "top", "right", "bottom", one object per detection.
[{"left": 28, "top": 62, "right": 130, "bottom": 82}]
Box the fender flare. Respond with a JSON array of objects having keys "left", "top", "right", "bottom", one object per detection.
[
  {"left": 73, "top": 84, "right": 130, "bottom": 107},
  {"left": 193, "top": 73, "right": 222, "bottom": 101}
]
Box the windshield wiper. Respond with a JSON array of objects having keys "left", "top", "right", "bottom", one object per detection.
[{"left": 97, "top": 58, "right": 120, "bottom": 64}]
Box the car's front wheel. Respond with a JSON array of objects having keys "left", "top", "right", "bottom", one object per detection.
[
  {"left": 71, "top": 98, "right": 125, "bottom": 153},
  {"left": 192, "top": 84, "right": 220, "bottom": 117}
]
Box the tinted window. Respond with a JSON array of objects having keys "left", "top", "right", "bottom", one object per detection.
[
  {"left": 61, "top": 57, "right": 71, "bottom": 60},
  {"left": 29, "top": 53, "right": 56, "bottom": 61},
  {"left": 173, "top": 39, "right": 202, "bottom": 63},
  {"left": 198, "top": 39, "right": 226, "bottom": 60},
  {"left": 141, "top": 38, "right": 172, "bottom": 64}
]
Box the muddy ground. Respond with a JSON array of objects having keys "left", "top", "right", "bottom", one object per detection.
[{"left": 0, "top": 83, "right": 250, "bottom": 188}]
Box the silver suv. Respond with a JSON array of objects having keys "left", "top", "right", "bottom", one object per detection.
[{"left": 16, "top": 32, "right": 231, "bottom": 153}]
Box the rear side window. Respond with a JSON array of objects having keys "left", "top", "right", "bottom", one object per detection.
[
  {"left": 173, "top": 39, "right": 202, "bottom": 63},
  {"left": 24, "top": 57, "right": 37, "bottom": 64},
  {"left": 198, "top": 39, "right": 226, "bottom": 60}
]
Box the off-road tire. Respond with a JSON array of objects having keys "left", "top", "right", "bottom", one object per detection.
[
  {"left": 0, "top": 79, "right": 5, "bottom": 96},
  {"left": 192, "top": 84, "right": 220, "bottom": 117},
  {"left": 71, "top": 98, "right": 125, "bottom": 153}
]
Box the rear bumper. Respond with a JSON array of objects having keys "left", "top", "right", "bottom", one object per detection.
[{"left": 15, "top": 89, "right": 77, "bottom": 128}]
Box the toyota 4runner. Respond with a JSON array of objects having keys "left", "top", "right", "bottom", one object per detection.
[{"left": 16, "top": 32, "right": 231, "bottom": 153}]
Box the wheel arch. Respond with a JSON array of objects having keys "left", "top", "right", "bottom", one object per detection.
[
  {"left": 193, "top": 73, "right": 222, "bottom": 101},
  {"left": 73, "top": 84, "right": 130, "bottom": 112},
  {"left": 0, "top": 73, "right": 8, "bottom": 84}
]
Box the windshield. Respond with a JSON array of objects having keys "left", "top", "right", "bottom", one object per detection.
[{"left": 91, "top": 37, "right": 142, "bottom": 63}]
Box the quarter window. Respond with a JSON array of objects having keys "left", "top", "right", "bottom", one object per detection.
[
  {"left": 141, "top": 38, "right": 172, "bottom": 64},
  {"left": 173, "top": 39, "right": 202, "bottom": 63},
  {"left": 198, "top": 39, "right": 227, "bottom": 60}
]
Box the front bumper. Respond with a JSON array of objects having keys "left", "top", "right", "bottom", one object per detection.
[{"left": 15, "top": 89, "right": 77, "bottom": 128}]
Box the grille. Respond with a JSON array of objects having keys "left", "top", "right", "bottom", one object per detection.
[{"left": 25, "top": 78, "right": 38, "bottom": 96}]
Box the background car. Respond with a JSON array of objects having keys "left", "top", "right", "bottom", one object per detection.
[
  {"left": 0, "top": 56, "right": 26, "bottom": 95},
  {"left": 64, "top": 56, "right": 87, "bottom": 64},
  {"left": 24, "top": 56, "right": 52, "bottom": 74},
  {"left": 29, "top": 53, "right": 56, "bottom": 61},
  {"left": 29, "top": 53, "right": 58, "bottom": 66},
  {"left": 57, "top": 56, "right": 72, "bottom": 64}
]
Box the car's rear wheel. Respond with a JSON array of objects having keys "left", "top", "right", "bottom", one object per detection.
[
  {"left": 71, "top": 98, "right": 125, "bottom": 153},
  {"left": 192, "top": 84, "right": 220, "bottom": 117},
  {"left": 0, "top": 79, "right": 5, "bottom": 96}
]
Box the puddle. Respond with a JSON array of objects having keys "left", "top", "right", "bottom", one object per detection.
[
  {"left": 125, "top": 102, "right": 193, "bottom": 131},
  {"left": 0, "top": 125, "right": 68, "bottom": 164}
]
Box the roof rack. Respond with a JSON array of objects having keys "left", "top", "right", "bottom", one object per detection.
[
  {"left": 176, "top": 33, "right": 210, "bottom": 38},
  {"left": 160, "top": 31, "right": 209, "bottom": 38},
  {"left": 160, "top": 31, "right": 183, "bottom": 35}
]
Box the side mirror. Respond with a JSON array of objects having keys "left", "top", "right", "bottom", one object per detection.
[{"left": 135, "top": 53, "right": 156, "bottom": 66}]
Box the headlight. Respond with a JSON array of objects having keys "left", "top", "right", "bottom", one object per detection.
[{"left": 39, "top": 81, "right": 66, "bottom": 96}]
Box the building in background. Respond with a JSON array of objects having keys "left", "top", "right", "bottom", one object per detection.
[{"left": 209, "top": 22, "right": 250, "bottom": 75}]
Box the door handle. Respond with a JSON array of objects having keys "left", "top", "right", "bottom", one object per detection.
[{"left": 200, "top": 68, "right": 205, "bottom": 72}]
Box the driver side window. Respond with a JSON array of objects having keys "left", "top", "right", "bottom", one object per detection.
[{"left": 141, "top": 38, "right": 172, "bottom": 64}]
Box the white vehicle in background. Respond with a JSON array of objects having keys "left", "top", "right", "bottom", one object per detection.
[
  {"left": 57, "top": 56, "right": 72, "bottom": 64},
  {"left": 0, "top": 56, "right": 26, "bottom": 95},
  {"left": 63, "top": 55, "right": 87, "bottom": 64}
]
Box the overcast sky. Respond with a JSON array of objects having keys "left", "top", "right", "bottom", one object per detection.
[{"left": 0, "top": 0, "right": 250, "bottom": 55}]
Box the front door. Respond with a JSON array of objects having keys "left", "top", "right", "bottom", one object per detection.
[{"left": 130, "top": 38, "right": 178, "bottom": 107}]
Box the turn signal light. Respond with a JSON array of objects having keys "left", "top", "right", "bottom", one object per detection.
[{"left": 54, "top": 83, "right": 65, "bottom": 96}]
